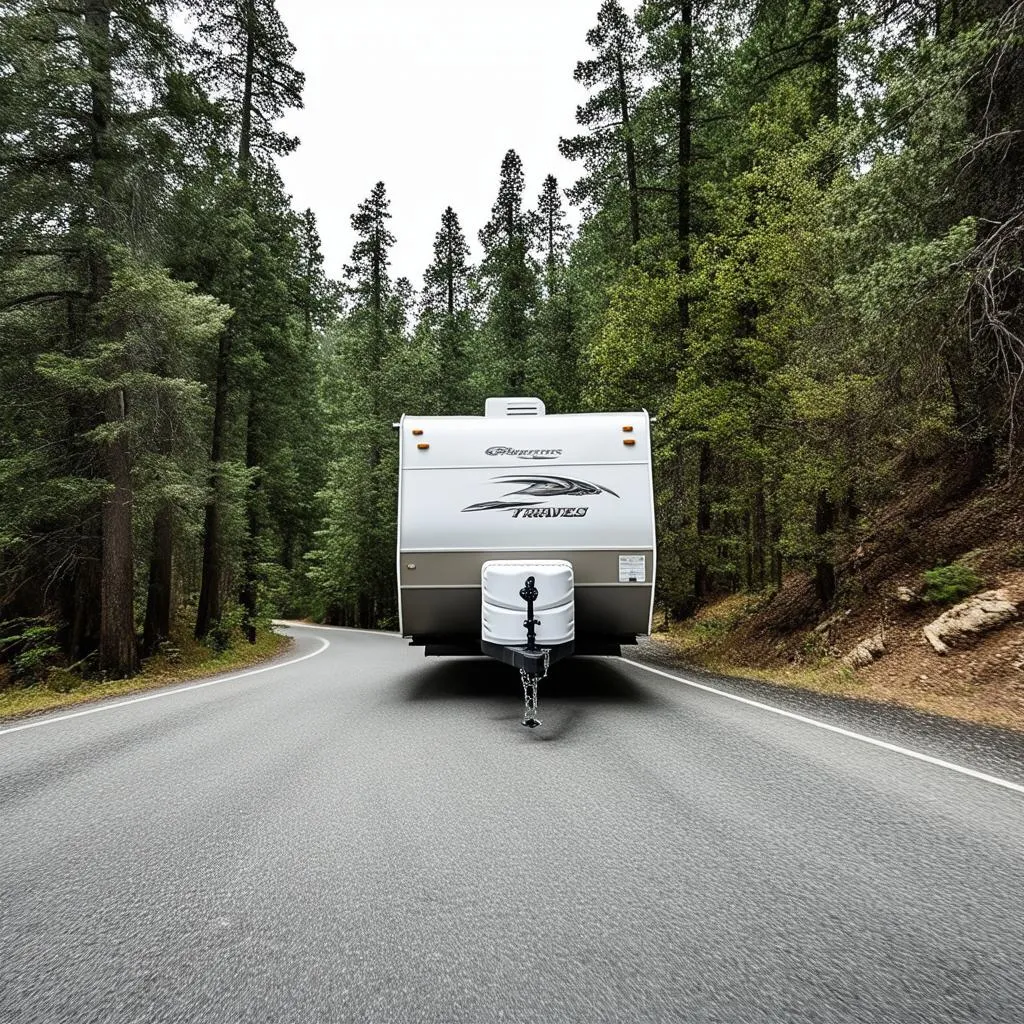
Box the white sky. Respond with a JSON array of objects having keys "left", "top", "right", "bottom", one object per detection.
[{"left": 275, "top": 0, "right": 639, "bottom": 291}]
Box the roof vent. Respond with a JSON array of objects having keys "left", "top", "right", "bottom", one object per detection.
[{"left": 485, "top": 397, "right": 546, "bottom": 417}]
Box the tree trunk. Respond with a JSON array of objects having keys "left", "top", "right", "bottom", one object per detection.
[
  {"left": 743, "top": 509, "right": 753, "bottom": 590},
  {"left": 771, "top": 514, "right": 783, "bottom": 590},
  {"left": 197, "top": 7, "right": 256, "bottom": 639},
  {"left": 239, "top": 394, "right": 261, "bottom": 644},
  {"left": 238, "top": 0, "right": 256, "bottom": 181},
  {"left": 446, "top": 238, "right": 455, "bottom": 317},
  {"left": 694, "top": 440, "right": 712, "bottom": 600},
  {"left": 67, "top": 524, "right": 102, "bottom": 663},
  {"left": 195, "top": 322, "right": 232, "bottom": 638},
  {"left": 677, "top": 0, "right": 693, "bottom": 339},
  {"left": 142, "top": 505, "right": 173, "bottom": 656},
  {"left": 615, "top": 51, "right": 641, "bottom": 249},
  {"left": 811, "top": 0, "right": 840, "bottom": 124},
  {"left": 100, "top": 387, "right": 137, "bottom": 677},
  {"left": 753, "top": 485, "right": 767, "bottom": 589},
  {"left": 814, "top": 488, "right": 837, "bottom": 606},
  {"left": 85, "top": 0, "right": 136, "bottom": 677}
]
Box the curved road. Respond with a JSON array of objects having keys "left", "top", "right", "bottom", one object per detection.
[{"left": 2, "top": 623, "right": 1023, "bottom": 1023}]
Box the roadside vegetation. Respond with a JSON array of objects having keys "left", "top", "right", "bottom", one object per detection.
[
  {"left": 0, "top": 622, "right": 290, "bottom": 722},
  {"left": 2, "top": 1, "right": 1022, "bottom": 722},
  {"left": 649, "top": 472, "right": 1024, "bottom": 730}
]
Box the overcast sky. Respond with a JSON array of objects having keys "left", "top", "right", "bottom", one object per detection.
[{"left": 274, "top": 0, "right": 639, "bottom": 291}]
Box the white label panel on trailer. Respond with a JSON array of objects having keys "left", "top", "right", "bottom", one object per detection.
[
  {"left": 618, "top": 554, "right": 646, "bottom": 583},
  {"left": 399, "top": 463, "right": 654, "bottom": 552}
]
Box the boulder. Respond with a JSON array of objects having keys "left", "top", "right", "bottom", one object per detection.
[
  {"left": 843, "top": 634, "right": 885, "bottom": 669},
  {"left": 896, "top": 586, "right": 918, "bottom": 604},
  {"left": 922, "top": 590, "right": 1018, "bottom": 655}
]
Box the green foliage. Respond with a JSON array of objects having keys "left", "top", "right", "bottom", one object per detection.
[
  {"left": 921, "top": 563, "right": 985, "bottom": 605},
  {"left": 205, "top": 606, "right": 244, "bottom": 654},
  {"left": 478, "top": 150, "right": 540, "bottom": 393},
  {"left": 0, "top": 619, "right": 62, "bottom": 683},
  {"left": 3, "top": 0, "right": 1023, "bottom": 657}
]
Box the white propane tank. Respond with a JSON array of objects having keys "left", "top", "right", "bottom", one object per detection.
[{"left": 481, "top": 560, "right": 574, "bottom": 647}]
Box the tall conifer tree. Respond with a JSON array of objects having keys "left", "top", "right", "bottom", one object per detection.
[
  {"left": 421, "top": 207, "right": 474, "bottom": 412},
  {"left": 189, "top": 0, "right": 305, "bottom": 640},
  {"left": 560, "top": 1, "right": 644, "bottom": 254},
  {"left": 478, "top": 150, "right": 538, "bottom": 393}
]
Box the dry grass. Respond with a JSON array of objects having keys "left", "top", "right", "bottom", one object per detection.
[{"left": 0, "top": 628, "right": 292, "bottom": 723}]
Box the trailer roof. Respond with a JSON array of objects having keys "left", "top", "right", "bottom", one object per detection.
[{"left": 399, "top": 409, "right": 651, "bottom": 471}]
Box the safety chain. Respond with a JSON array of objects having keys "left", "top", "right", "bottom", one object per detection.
[{"left": 519, "top": 649, "right": 550, "bottom": 728}]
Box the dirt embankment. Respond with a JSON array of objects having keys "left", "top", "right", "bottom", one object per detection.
[{"left": 652, "top": 465, "right": 1024, "bottom": 731}]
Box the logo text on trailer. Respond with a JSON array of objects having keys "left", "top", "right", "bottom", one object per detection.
[
  {"left": 462, "top": 475, "right": 619, "bottom": 517},
  {"left": 485, "top": 446, "right": 562, "bottom": 460}
]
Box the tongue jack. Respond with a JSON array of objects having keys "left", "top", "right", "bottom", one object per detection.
[{"left": 519, "top": 576, "right": 545, "bottom": 727}]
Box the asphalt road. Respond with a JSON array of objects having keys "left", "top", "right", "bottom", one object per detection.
[{"left": 2, "top": 623, "right": 1023, "bottom": 1024}]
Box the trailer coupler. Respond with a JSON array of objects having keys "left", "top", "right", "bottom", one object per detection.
[
  {"left": 480, "top": 644, "right": 550, "bottom": 724},
  {"left": 480, "top": 642, "right": 575, "bottom": 728}
]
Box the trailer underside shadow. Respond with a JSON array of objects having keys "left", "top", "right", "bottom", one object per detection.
[{"left": 401, "top": 655, "right": 654, "bottom": 707}]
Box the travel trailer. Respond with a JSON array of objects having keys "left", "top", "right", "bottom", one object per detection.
[{"left": 396, "top": 397, "right": 656, "bottom": 726}]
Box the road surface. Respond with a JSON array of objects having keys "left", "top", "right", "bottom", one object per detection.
[{"left": 2, "top": 622, "right": 1023, "bottom": 1023}]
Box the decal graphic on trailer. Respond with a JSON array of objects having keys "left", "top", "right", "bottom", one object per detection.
[
  {"left": 484, "top": 446, "right": 563, "bottom": 460},
  {"left": 462, "top": 475, "right": 620, "bottom": 516}
]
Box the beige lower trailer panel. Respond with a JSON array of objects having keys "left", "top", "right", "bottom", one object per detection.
[
  {"left": 399, "top": 548, "right": 654, "bottom": 638},
  {"left": 401, "top": 585, "right": 651, "bottom": 638},
  {"left": 399, "top": 549, "right": 652, "bottom": 589}
]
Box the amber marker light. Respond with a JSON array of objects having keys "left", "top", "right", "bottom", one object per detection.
[
  {"left": 417, "top": 443, "right": 430, "bottom": 450},
  {"left": 623, "top": 438, "right": 636, "bottom": 446},
  {"left": 622, "top": 425, "right": 634, "bottom": 432},
  {"left": 412, "top": 428, "right": 424, "bottom": 435}
]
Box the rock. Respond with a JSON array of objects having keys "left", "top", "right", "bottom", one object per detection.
[
  {"left": 815, "top": 609, "right": 852, "bottom": 636},
  {"left": 922, "top": 590, "right": 1018, "bottom": 656},
  {"left": 896, "top": 586, "right": 918, "bottom": 604},
  {"left": 843, "top": 633, "right": 885, "bottom": 669}
]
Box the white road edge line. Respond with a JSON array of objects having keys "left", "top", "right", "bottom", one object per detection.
[
  {"left": 0, "top": 636, "right": 331, "bottom": 738},
  {"left": 621, "top": 657, "right": 1024, "bottom": 797},
  {"left": 273, "top": 619, "right": 400, "bottom": 637}
]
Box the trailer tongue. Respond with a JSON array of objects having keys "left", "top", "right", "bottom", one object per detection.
[
  {"left": 396, "top": 397, "right": 656, "bottom": 727},
  {"left": 480, "top": 561, "right": 575, "bottom": 726}
]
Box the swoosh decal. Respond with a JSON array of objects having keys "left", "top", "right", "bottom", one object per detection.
[{"left": 494, "top": 475, "right": 620, "bottom": 498}]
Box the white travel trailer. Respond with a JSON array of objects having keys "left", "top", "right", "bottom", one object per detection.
[{"left": 396, "top": 397, "right": 656, "bottom": 726}]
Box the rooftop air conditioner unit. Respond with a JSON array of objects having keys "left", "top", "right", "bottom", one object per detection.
[{"left": 484, "top": 397, "right": 545, "bottom": 417}]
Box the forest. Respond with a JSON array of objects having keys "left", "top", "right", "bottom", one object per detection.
[{"left": 1, "top": 0, "right": 1022, "bottom": 685}]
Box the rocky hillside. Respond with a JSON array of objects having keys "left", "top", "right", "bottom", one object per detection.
[{"left": 650, "top": 466, "right": 1024, "bottom": 731}]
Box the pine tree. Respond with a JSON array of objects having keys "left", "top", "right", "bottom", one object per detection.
[
  {"left": 529, "top": 175, "right": 579, "bottom": 411},
  {"left": 345, "top": 181, "right": 396, "bottom": 392},
  {"left": 421, "top": 206, "right": 474, "bottom": 413},
  {"left": 189, "top": 0, "right": 305, "bottom": 640},
  {"left": 0, "top": 0, "right": 217, "bottom": 675},
  {"left": 533, "top": 175, "right": 571, "bottom": 292},
  {"left": 309, "top": 184, "right": 403, "bottom": 628},
  {"left": 478, "top": 150, "right": 539, "bottom": 394},
  {"left": 423, "top": 207, "right": 472, "bottom": 319},
  {"left": 559, "top": 0, "right": 644, "bottom": 253}
]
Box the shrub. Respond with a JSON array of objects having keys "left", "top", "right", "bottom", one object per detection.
[
  {"left": 0, "top": 618, "right": 62, "bottom": 683},
  {"left": 204, "top": 605, "right": 244, "bottom": 654},
  {"left": 921, "top": 562, "right": 984, "bottom": 604}
]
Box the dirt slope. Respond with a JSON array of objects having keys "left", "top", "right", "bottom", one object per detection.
[{"left": 653, "top": 468, "right": 1024, "bottom": 731}]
